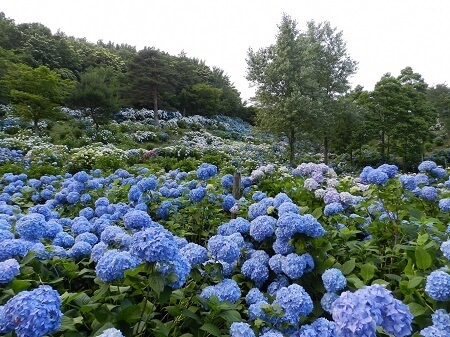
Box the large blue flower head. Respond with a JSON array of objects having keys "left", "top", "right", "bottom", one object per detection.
[
  {"left": 273, "top": 193, "right": 293, "bottom": 209},
  {"left": 0, "top": 258, "right": 20, "bottom": 283},
  {"left": 217, "top": 217, "right": 250, "bottom": 236},
  {"left": 97, "top": 328, "right": 125, "bottom": 337},
  {"left": 95, "top": 249, "right": 141, "bottom": 282},
  {"left": 66, "top": 191, "right": 80, "bottom": 204},
  {"left": 322, "top": 268, "right": 347, "bottom": 292},
  {"left": 73, "top": 171, "right": 90, "bottom": 183},
  {"left": 221, "top": 174, "right": 234, "bottom": 189},
  {"left": 249, "top": 215, "right": 276, "bottom": 242},
  {"left": 156, "top": 200, "right": 172, "bottom": 220},
  {"left": 297, "top": 214, "right": 326, "bottom": 238},
  {"left": 123, "top": 209, "right": 153, "bottom": 230},
  {"left": 0, "top": 285, "right": 62, "bottom": 337},
  {"left": 71, "top": 216, "right": 91, "bottom": 236},
  {"left": 95, "top": 197, "right": 110, "bottom": 208},
  {"left": 278, "top": 202, "right": 300, "bottom": 216},
  {"left": 200, "top": 278, "right": 241, "bottom": 303},
  {"left": 157, "top": 253, "right": 191, "bottom": 289},
  {"left": 190, "top": 187, "right": 206, "bottom": 203},
  {"left": 441, "top": 240, "right": 450, "bottom": 260},
  {"left": 130, "top": 226, "right": 178, "bottom": 263},
  {"left": 128, "top": 185, "right": 142, "bottom": 203},
  {"left": 359, "top": 166, "right": 374, "bottom": 183},
  {"left": 281, "top": 253, "right": 306, "bottom": 280},
  {"left": 420, "top": 186, "right": 438, "bottom": 202},
  {"left": 420, "top": 309, "right": 450, "bottom": 336},
  {"left": 43, "top": 219, "right": 63, "bottom": 240},
  {"left": 418, "top": 160, "right": 437, "bottom": 172},
  {"left": 222, "top": 194, "right": 236, "bottom": 212},
  {"left": 91, "top": 241, "right": 108, "bottom": 262},
  {"left": 137, "top": 176, "right": 158, "bottom": 192},
  {"left": 75, "top": 232, "right": 99, "bottom": 246},
  {"left": 15, "top": 213, "right": 47, "bottom": 241},
  {"left": 324, "top": 202, "right": 344, "bottom": 216},
  {"left": 439, "top": 198, "right": 450, "bottom": 212},
  {"left": 241, "top": 257, "right": 269, "bottom": 288},
  {"left": 248, "top": 197, "right": 274, "bottom": 220},
  {"left": 0, "top": 229, "right": 14, "bottom": 243},
  {"left": 252, "top": 191, "right": 267, "bottom": 202},
  {"left": 321, "top": 292, "right": 340, "bottom": 313},
  {"left": 398, "top": 174, "right": 417, "bottom": 191},
  {"left": 378, "top": 164, "right": 398, "bottom": 178},
  {"left": 197, "top": 163, "right": 218, "bottom": 180},
  {"left": 79, "top": 207, "right": 94, "bottom": 220},
  {"left": 53, "top": 232, "right": 75, "bottom": 248},
  {"left": 180, "top": 242, "right": 208, "bottom": 266},
  {"left": 273, "top": 284, "right": 313, "bottom": 326},
  {"left": 207, "top": 234, "right": 240, "bottom": 264},
  {"left": 230, "top": 322, "right": 255, "bottom": 337},
  {"left": 431, "top": 167, "right": 447, "bottom": 179},
  {"left": 426, "top": 270, "right": 450, "bottom": 301},
  {"left": 367, "top": 169, "right": 389, "bottom": 185},
  {"left": 68, "top": 241, "right": 92, "bottom": 259},
  {"left": 246, "top": 288, "right": 267, "bottom": 305},
  {"left": 323, "top": 188, "right": 341, "bottom": 204}
]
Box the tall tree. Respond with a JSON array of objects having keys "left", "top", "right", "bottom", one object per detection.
[
  {"left": 124, "top": 48, "right": 176, "bottom": 127},
  {"left": 67, "top": 67, "right": 119, "bottom": 129},
  {"left": 2, "top": 64, "right": 74, "bottom": 135},
  {"left": 305, "top": 21, "right": 358, "bottom": 164},
  {"left": 428, "top": 83, "right": 450, "bottom": 133}
]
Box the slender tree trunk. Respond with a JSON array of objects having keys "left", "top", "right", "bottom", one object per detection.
[
  {"left": 153, "top": 86, "right": 159, "bottom": 128},
  {"left": 33, "top": 119, "right": 39, "bottom": 136},
  {"left": 289, "top": 128, "right": 295, "bottom": 167},
  {"left": 324, "top": 135, "right": 329, "bottom": 165}
]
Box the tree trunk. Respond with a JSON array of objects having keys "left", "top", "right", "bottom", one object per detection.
[
  {"left": 182, "top": 106, "right": 186, "bottom": 117},
  {"left": 33, "top": 119, "right": 39, "bottom": 136},
  {"left": 324, "top": 135, "right": 329, "bottom": 165},
  {"left": 289, "top": 128, "right": 295, "bottom": 167},
  {"left": 153, "top": 87, "right": 160, "bottom": 128}
]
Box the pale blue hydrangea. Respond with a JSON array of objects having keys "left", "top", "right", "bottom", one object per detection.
[
  {"left": 97, "top": 327, "right": 125, "bottom": 337},
  {"left": 130, "top": 227, "right": 178, "bottom": 263},
  {"left": 71, "top": 217, "right": 91, "bottom": 235},
  {"left": 324, "top": 202, "right": 344, "bottom": 216},
  {"left": 67, "top": 241, "right": 92, "bottom": 259},
  {"left": 180, "top": 242, "right": 208, "bottom": 266},
  {"left": 230, "top": 322, "right": 255, "bottom": 337},
  {"left": 95, "top": 249, "right": 141, "bottom": 282},
  {"left": 322, "top": 268, "right": 347, "bottom": 292},
  {"left": 367, "top": 169, "right": 389, "bottom": 185},
  {"left": 0, "top": 229, "right": 14, "bottom": 243},
  {"left": 207, "top": 234, "right": 240, "bottom": 264},
  {"left": 248, "top": 197, "right": 274, "bottom": 220},
  {"left": 241, "top": 257, "right": 269, "bottom": 287},
  {"left": 157, "top": 253, "right": 191, "bottom": 289},
  {"left": 137, "top": 177, "right": 157, "bottom": 191},
  {"left": 217, "top": 217, "right": 250, "bottom": 235},
  {"left": 420, "top": 186, "right": 438, "bottom": 202},
  {"left": 295, "top": 317, "right": 337, "bottom": 337},
  {"left": 415, "top": 173, "right": 430, "bottom": 185},
  {"left": 0, "top": 258, "right": 20, "bottom": 283},
  {"left": 420, "top": 309, "right": 450, "bottom": 337},
  {"left": 15, "top": 213, "right": 47, "bottom": 241},
  {"left": 269, "top": 254, "right": 285, "bottom": 274},
  {"left": 91, "top": 242, "right": 108, "bottom": 262},
  {"left": 418, "top": 160, "right": 437, "bottom": 172},
  {"left": 440, "top": 240, "right": 450, "bottom": 260},
  {"left": 439, "top": 198, "right": 450, "bottom": 212},
  {"left": 273, "top": 284, "right": 313, "bottom": 325},
  {"left": 425, "top": 270, "right": 450, "bottom": 301},
  {"left": 190, "top": 187, "right": 206, "bottom": 202},
  {"left": 252, "top": 191, "right": 267, "bottom": 202},
  {"left": 321, "top": 292, "right": 340, "bottom": 313},
  {"left": 277, "top": 201, "right": 300, "bottom": 216},
  {"left": 200, "top": 279, "right": 241, "bottom": 303},
  {"left": 53, "top": 232, "right": 75, "bottom": 248},
  {"left": 281, "top": 253, "right": 306, "bottom": 280},
  {"left": 123, "top": 210, "right": 153, "bottom": 230},
  {"left": 75, "top": 232, "right": 98, "bottom": 246},
  {"left": 245, "top": 288, "right": 267, "bottom": 305}
]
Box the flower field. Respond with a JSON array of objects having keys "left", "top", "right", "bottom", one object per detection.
[{"left": 0, "top": 112, "right": 450, "bottom": 337}]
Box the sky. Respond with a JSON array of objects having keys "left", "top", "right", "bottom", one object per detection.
[{"left": 2, "top": 0, "right": 450, "bottom": 102}]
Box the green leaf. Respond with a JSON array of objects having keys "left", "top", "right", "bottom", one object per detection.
[
  {"left": 166, "top": 306, "right": 181, "bottom": 317},
  {"left": 200, "top": 323, "right": 222, "bottom": 337},
  {"left": 93, "top": 322, "right": 116, "bottom": 336},
  {"left": 73, "top": 292, "right": 92, "bottom": 306},
  {"left": 347, "top": 275, "right": 365, "bottom": 288},
  {"left": 415, "top": 247, "right": 432, "bottom": 270},
  {"left": 340, "top": 258, "right": 356, "bottom": 275},
  {"left": 407, "top": 277, "right": 424, "bottom": 289},
  {"left": 359, "top": 263, "right": 375, "bottom": 283},
  {"left": 10, "top": 279, "right": 31, "bottom": 293},
  {"left": 219, "top": 309, "right": 241, "bottom": 323},
  {"left": 408, "top": 303, "right": 427, "bottom": 317},
  {"left": 416, "top": 233, "right": 429, "bottom": 246},
  {"left": 59, "top": 315, "right": 84, "bottom": 331},
  {"left": 312, "top": 207, "right": 322, "bottom": 219},
  {"left": 149, "top": 274, "right": 165, "bottom": 295},
  {"left": 409, "top": 208, "right": 424, "bottom": 220}
]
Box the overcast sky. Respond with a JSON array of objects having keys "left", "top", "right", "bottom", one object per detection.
[{"left": 2, "top": 0, "right": 450, "bottom": 101}]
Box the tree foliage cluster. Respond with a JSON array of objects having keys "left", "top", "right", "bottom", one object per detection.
[
  {"left": 0, "top": 12, "right": 251, "bottom": 130},
  {"left": 247, "top": 14, "right": 449, "bottom": 170}
]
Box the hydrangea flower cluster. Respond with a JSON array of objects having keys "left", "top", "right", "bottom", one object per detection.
[
  {"left": 420, "top": 309, "right": 450, "bottom": 336},
  {"left": 200, "top": 279, "right": 241, "bottom": 303}
]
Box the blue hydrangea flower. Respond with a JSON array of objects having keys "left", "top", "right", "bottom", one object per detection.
[
  {"left": 137, "top": 177, "right": 158, "bottom": 192},
  {"left": 53, "top": 232, "right": 75, "bottom": 248},
  {"left": 249, "top": 215, "right": 276, "bottom": 242},
  {"left": 0, "top": 258, "right": 20, "bottom": 283},
  {"left": 67, "top": 241, "right": 92, "bottom": 259},
  {"left": 269, "top": 254, "right": 285, "bottom": 274},
  {"left": 200, "top": 279, "right": 241, "bottom": 303},
  {"left": 66, "top": 191, "right": 80, "bottom": 204},
  {"left": 273, "top": 284, "right": 313, "bottom": 325},
  {"left": 378, "top": 164, "right": 398, "bottom": 178},
  {"left": 157, "top": 253, "right": 191, "bottom": 289},
  {"left": 221, "top": 174, "right": 234, "bottom": 188},
  {"left": 248, "top": 300, "right": 270, "bottom": 321},
  {"left": 75, "top": 232, "right": 99, "bottom": 246},
  {"left": 0, "top": 229, "right": 14, "bottom": 243},
  {"left": 223, "top": 194, "right": 236, "bottom": 212},
  {"left": 418, "top": 160, "right": 437, "bottom": 172},
  {"left": 217, "top": 217, "right": 250, "bottom": 236},
  {"left": 248, "top": 197, "right": 274, "bottom": 220},
  {"left": 197, "top": 163, "right": 218, "bottom": 180},
  {"left": 399, "top": 175, "right": 417, "bottom": 191},
  {"left": 71, "top": 217, "right": 91, "bottom": 235},
  {"left": 130, "top": 227, "right": 178, "bottom": 263},
  {"left": 430, "top": 167, "right": 447, "bottom": 179},
  {"left": 272, "top": 238, "right": 294, "bottom": 255},
  {"left": 0, "top": 285, "right": 62, "bottom": 337},
  {"left": 252, "top": 191, "right": 267, "bottom": 202},
  {"left": 359, "top": 166, "right": 374, "bottom": 183},
  {"left": 420, "top": 186, "right": 438, "bottom": 202},
  {"left": 180, "top": 242, "right": 208, "bottom": 266},
  {"left": 91, "top": 242, "right": 108, "bottom": 262},
  {"left": 230, "top": 322, "right": 255, "bottom": 337},
  {"left": 97, "top": 327, "right": 125, "bottom": 337},
  {"left": 80, "top": 193, "right": 92, "bottom": 204},
  {"left": 15, "top": 213, "right": 47, "bottom": 240},
  {"left": 273, "top": 193, "right": 292, "bottom": 209},
  {"left": 322, "top": 268, "right": 347, "bottom": 292},
  {"left": 281, "top": 253, "right": 306, "bottom": 280},
  {"left": 321, "top": 292, "right": 340, "bottom": 313},
  {"left": 156, "top": 200, "right": 172, "bottom": 219},
  {"left": 367, "top": 169, "right": 389, "bottom": 185},
  {"left": 277, "top": 201, "right": 299, "bottom": 216},
  {"left": 79, "top": 207, "right": 94, "bottom": 220},
  {"left": 123, "top": 210, "right": 153, "bottom": 230},
  {"left": 95, "top": 197, "right": 110, "bottom": 207},
  {"left": 241, "top": 257, "right": 269, "bottom": 287},
  {"left": 245, "top": 288, "right": 267, "bottom": 305},
  {"left": 267, "top": 275, "right": 290, "bottom": 296},
  {"left": 420, "top": 309, "right": 450, "bottom": 336},
  {"left": 324, "top": 202, "right": 344, "bottom": 216},
  {"left": 297, "top": 214, "right": 326, "bottom": 238},
  {"left": 73, "top": 171, "right": 90, "bottom": 183},
  {"left": 28, "top": 205, "right": 53, "bottom": 220},
  {"left": 0, "top": 239, "right": 29, "bottom": 261},
  {"left": 190, "top": 187, "right": 206, "bottom": 203},
  {"left": 426, "top": 270, "right": 450, "bottom": 301},
  {"left": 207, "top": 235, "right": 240, "bottom": 264},
  {"left": 439, "top": 198, "right": 450, "bottom": 212},
  {"left": 95, "top": 249, "right": 141, "bottom": 282}
]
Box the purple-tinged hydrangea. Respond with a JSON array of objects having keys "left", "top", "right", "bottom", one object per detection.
[
  {"left": 322, "top": 268, "right": 347, "bottom": 292},
  {"left": 323, "top": 189, "right": 340, "bottom": 204},
  {"left": 130, "top": 226, "right": 178, "bottom": 263},
  {"left": 324, "top": 202, "right": 344, "bottom": 216},
  {"left": 95, "top": 249, "right": 141, "bottom": 282},
  {"left": 80, "top": 193, "right": 91, "bottom": 204},
  {"left": 418, "top": 160, "right": 437, "bottom": 172},
  {"left": 425, "top": 270, "right": 450, "bottom": 301},
  {"left": 249, "top": 215, "right": 276, "bottom": 242},
  {"left": 304, "top": 178, "right": 319, "bottom": 191},
  {"left": 420, "top": 186, "right": 438, "bottom": 202},
  {"left": 230, "top": 322, "right": 255, "bottom": 337},
  {"left": 420, "top": 309, "right": 450, "bottom": 337},
  {"left": 0, "top": 285, "right": 62, "bottom": 337},
  {"left": 439, "top": 198, "right": 450, "bottom": 212},
  {"left": 0, "top": 258, "right": 20, "bottom": 283},
  {"left": 180, "top": 242, "right": 208, "bottom": 266}
]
